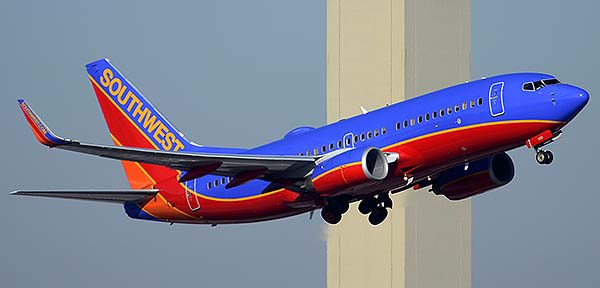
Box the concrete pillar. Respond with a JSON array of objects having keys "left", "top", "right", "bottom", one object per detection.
[{"left": 326, "top": 1, "right": 471, "bottom": 288}]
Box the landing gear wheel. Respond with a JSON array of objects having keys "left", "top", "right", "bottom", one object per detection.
[
  {"left": 334, "top": 200, "right": 350, "bottom": 215},
  {"left": 321, "top": 206, "right": 342, "bottom": 225},
  {"left": 358, "top": 197, "right": 376, "bottom": 215},
  {"left": 536, "top": 150, "right": 554, "bottom": 165},
  {"left": 544, "top": 150, "right": 554, "bottom": 164},
  {"left": 368, "top": 206, "right": 388, "bottom": 226}
]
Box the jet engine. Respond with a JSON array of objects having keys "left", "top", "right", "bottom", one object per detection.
[
  {"left": 308, "top": 147, "right": 389, "bottom": 195},
  {"left": 432, "top": 152, "right": 515, "bottom": 200}
]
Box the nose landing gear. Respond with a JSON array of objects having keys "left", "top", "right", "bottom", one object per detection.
[
  {"left": 527, "top": 130, "right": 561, "bottom": 166},
  {"left": 535, "top": 149, "right": 554, "bottom": 165}
]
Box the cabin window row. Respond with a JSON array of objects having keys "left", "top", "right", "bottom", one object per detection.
[
  {"left": 206, "top": 177, "right": 233, "bottom": 190},
  {"left": 394, "top": 97, "right": 484, "bottom": 130},
  {"left": 299, "top": 127, "right": 387, "bottom": 156}
]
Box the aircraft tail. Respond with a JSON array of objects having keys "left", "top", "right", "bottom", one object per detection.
[{"left": 86, "top": 58, "right": 191, "bottom": 188}]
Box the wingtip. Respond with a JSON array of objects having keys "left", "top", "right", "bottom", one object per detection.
[
  {"left": 10, "top": 190, "right": 20, "bottom": 195},
  {"left": 18, "top": 100, "right": 70, "bottom": 147}
]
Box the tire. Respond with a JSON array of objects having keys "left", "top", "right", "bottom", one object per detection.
[
  {"left": 358, "top": 197, "right": 375, "bottom": 215},
  {"left": 321, "top": 206, "right": 342, "bottom": 225},
  {"left": 536, "top": 151, "right": 547, "bottom": 164},
  {"left": 368, "top": 207, "right": 388, "bottom": 226},
  {"left": 544, "top": 151, "right": 554, "bottom": 164}
]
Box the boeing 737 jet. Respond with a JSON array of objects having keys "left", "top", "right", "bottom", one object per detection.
[{"left": 13, "top": 59, "right": 589, "bottom": 225}]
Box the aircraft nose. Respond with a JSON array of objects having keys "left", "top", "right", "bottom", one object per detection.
[
  {"left": 562, "top": 86, "right": 589, "bottom": 120},
  {"left": 576, "top": 88, "right": 590, "bottom": 109}
]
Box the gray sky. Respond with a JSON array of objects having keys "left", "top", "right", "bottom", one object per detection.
[
  {"left": 1, "top": 1, "right": 599, "bottom": 287},
  {"left": 472, "top": 0, "right": 600, "bottom": 287},
  {"left": 0, "top": 1, "right": 326, "bottom": 288}
]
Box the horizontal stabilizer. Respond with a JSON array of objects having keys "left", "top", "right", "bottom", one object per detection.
[{"left": 11, "top": 189, "right": 158, "bottom": 203}]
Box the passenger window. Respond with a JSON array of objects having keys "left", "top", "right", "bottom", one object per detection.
[
  {"left": 410, "top": 118, "right": 415, "bottom": 126},
  {"left": 207, "top": 182, "right": 212, "bottom": 189},
  {"left": 470, "top": 100, "right": 475, "bottom": 108},
  {"left": 462, "top": 102, "right": 467, "bottom": 110},
  {"left": 478, "top": 97, "right": 483, "bottom": 106},
  {"left": 418, "top": 116, "right": 423, "bottom": 124},
  {"left": 221, "top": 178, "right": 226, "bottom": 185},
  {"left": 299, "top": 152, "right": 304, "bottom": 156},
  {"left": 354, "top": 135, "right": 359, "bottom": 143},
  {"left": 432, "top": 111, "right": 437, "bottom": 119},
  {"left": 366, "top": 132, "right": 372, "bottom": 139},
  {"left": 321, "top": 145, "right": 326, "bottom": 153},
  {"left": 306, "top": 150, "right": 311, "bottom": 156},
  {"left": 396, "top": 122, "right": 401, "bottom": 130},
  {"left": 447, "top": 107, "right": 453, "bottom": 115},
  {"left": 314, "top": 148, "right": 319, "bottom": 156},
  {"left": 346, "top": 138, "right": 352, "bottom": 146},
  {"left": 381, "top": 127, "right": 386, "bottom": 135},
  {"left": 360, "top": 133, "right": 366, "bottom": 141},
  {"left": 403, "top": 120, "right": 408, "bottom": 128},
  {"left": 440, "top": 109, "right": 445, "bottom": 117},
  {"left": 337, "top": 140, "right": 343, "bottom": 148},
  {"left": 214, "top": 180, "right": 219, "bottom": 187},
  {"left": 374, "top": 129, "right": 379, "bottom": 137},
  {"left": 454, "top": 105, "right": 460, "bottom": 112},
  {"left": 425, "top": 113, "right": 430, "bottom": 121},
  {"left": 329, "top": 143, "right": 334, "bottom": 151}
]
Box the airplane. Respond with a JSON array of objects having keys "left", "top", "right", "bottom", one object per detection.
[{"left": 13, "top": 59, "right": 589, "bottom": 226}]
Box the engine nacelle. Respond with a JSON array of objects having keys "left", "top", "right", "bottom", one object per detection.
[
  {"left": 432, "top": 152, "right": 515, "bottom": 201},
  {"left": 308, "top": 147, "right": 389, "bottom": 195}
]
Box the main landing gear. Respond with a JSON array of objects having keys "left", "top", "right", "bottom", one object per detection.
[
  {"left": 358, "top": 192, "right": 392, "bottom": 226},
  {"left": 321, "top": 197, "right": 350, "bottom": 225}
]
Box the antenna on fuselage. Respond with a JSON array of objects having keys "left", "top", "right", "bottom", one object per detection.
[{"left": 360, "top": 106, "right": 368, "bottom": 115}]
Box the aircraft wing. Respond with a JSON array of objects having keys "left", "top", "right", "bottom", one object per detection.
[
  {"left": 18, "top": 99, "right": 317, "bottom": 181},
  {"left": 11, "top": 189, "right": 158, "bottom": 203}
]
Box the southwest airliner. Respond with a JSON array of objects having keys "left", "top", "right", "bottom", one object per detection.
[{"left": 13, "top": 59, "right": 589, "bottom": 225}]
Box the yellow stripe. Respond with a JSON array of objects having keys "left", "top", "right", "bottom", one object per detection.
[
  {"left": 314, "top": 120, "right": 563, "bottom": 182},
  {"left": 93, "top": 76, "right": 285, "bottom": 203},
  {"left": 177, "top": 170, "right": 286, "bottom": 202},
  {"left": 311, "top": 161, "right": 361, "bottom": 183},
  {"left": 156, "top": 193, "right": 199, "bottom": 219},
  {"left": 110, "top": 134, "right": 157, "bottom": 185},
  {"left": 89, "top": 75, "right": 160, "bottom": 150},
  {"left": 382, "top": 119, "right": 562, "bottom": 151}
]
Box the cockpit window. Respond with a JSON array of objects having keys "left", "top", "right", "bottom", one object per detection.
[
  {"left": 542, "top": 78, "right": 560, "bottom": 85},
  {"left": 533, "top": 81, "right": 544, "bottom": 90},
  {"left": 522, "top": 78, "right": 561, "bottom": 91}
]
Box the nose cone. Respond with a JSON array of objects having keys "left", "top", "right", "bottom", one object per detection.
[
  {"left": 576, "top": 88, "right": 590, "bottom": 110},
  {"left": 563, "top": 86, "right": 590, "bottom": 120}
]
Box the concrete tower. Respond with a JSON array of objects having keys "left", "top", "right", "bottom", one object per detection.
[{"left": 326, "top": 1, "right": 471, "bottom": 287}]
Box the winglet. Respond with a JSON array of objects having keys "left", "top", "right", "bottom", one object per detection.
[{"left": 17, "top": 99, "right": 71, "bottom": 147}]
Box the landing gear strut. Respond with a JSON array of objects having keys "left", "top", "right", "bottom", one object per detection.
[
  {"left": 358, "top": 192, "right": 393, "bottom": 226},
  {"left": 536, "top": 149, "right": 554, "bottom": 165}
]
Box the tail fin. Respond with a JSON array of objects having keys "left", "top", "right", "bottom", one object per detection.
[{"left": 86, "top": 58, "right": 191, "bottom": 188}]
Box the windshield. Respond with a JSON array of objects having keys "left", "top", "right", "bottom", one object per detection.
[{"left": 522, "top": 78, "right": 561, "bottom": 91}]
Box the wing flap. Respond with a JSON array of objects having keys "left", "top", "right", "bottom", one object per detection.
[{"left": 11, "top": 189, "right": 158, "bottom": 203}]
